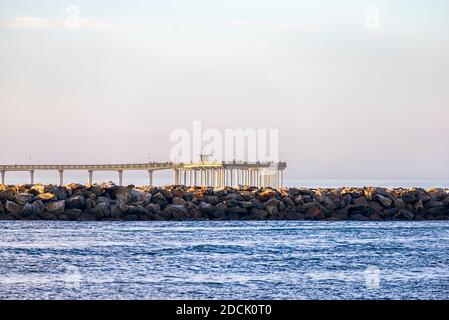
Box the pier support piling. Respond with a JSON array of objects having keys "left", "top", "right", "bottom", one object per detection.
[
  {"left": 29, "top": 170, "right": 34, "bottom": 185},
  {"left": 88, "top": 170, "right": 93, "bottom": 185},
  {"left": 148, "top": 170, "right": 153, "bottom": 186},
  {"left": 1, "top": 170, "right": 5, "bottom": 185},
  {"left": 118, "top": 170, "right": 123, "bottom": 186},
  {"left": 58, "top": 170, "right": 64, "bottom": 186}
]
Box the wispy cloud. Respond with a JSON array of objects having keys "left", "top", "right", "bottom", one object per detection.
[
  {"left": 1, "top": 15, "right": 112, "bottom": 30},
  {"left": 2, "top": 16, "right": 51, "bottom": 29}
]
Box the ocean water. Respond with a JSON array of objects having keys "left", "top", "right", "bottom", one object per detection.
[
  {"left": 2, "top": 170, "right": 449, "bottom": 189},
  {"left": 0, "top": 221, "right": 448, "bottom": 300}
]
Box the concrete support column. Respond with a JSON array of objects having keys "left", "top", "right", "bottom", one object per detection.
[
  {"left": 1, "top": 170, "right": 6, "bottom": 185},
  {"left": 183, "top": 170, "right": 187, "bottom": 186},
  {"left": 280, "top": 170, "right": 284, "bottom": 187},
  {"left": 29, "top": 170, "right": 35, "bottom": 184},
  {"left": 173, "top": 169, "right": 180, "bottom": 185},
  {"left": 257, "top": 170, "right": 261, "bottom": 188},
  {"left": 118, "top": 170, "right": 123, "bottom": 186},
  {"left": 58, "top": 170, "right": 64, "bottom": 186},
  {"left": 148, "top": 170, "right": 153, "bottom": 186},
  {"left": 193, "top": 169, "right": 197, "bottom": 186},
  {"left": 88, "top": 170, "right": 93, "bottom": 185}
]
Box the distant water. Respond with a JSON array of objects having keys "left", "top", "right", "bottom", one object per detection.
[
  {"left": 2, "top": 170, "right": 449, "bottom": 188},
  {"left": 1, "top": 221, "right": 448, "bottom": 300}
]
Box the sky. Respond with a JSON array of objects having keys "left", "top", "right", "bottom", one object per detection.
[{"left": 0, "top": 0, "right": 448, "bottom": 180}]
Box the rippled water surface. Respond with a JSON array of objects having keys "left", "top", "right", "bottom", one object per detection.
[{"left": 1, "top": 221, "right": 448, "bottom": 299}]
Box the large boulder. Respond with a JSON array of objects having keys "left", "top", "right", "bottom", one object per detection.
[
  {"left": 305, "top": 207, "right": 324, "bottom": 220},
  {"left": 172, "top": 196, "right": 187, "bottom": 206},
  {"left": 28, "top": 185, "right": 45, "bottom": 195},
  {"left": 376, "top": 194, "right": 392, "bottom": 208},
  {"left": 13, "top": 193, "right": 33, "bottom": 206},
  {"left": 66, "top": 195, "right": 86, "bottom": 209},
  {"left": 151, "top": 193, "right": 167, "bottom": 206},
  {"left": 45, "top": 200, "right": 65, "bottom": 214},
  {"left": 34, "top": 193, "right": 56, "bottom": 201},
  {"left": 163, "top": 204, "right": 188, "bottom": 219},
  {"left": 21, "top": 201, "right": 44, "bottom": 217},
  {"left": 92, "top": 202, "right": 110, "bottom": 218},
  {"left": 5, "top": 200, "right": 23, "bottom": 214}
]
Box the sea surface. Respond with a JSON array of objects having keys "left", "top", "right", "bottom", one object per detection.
[
  {"left": 0, "top": 220, "right": 448, "bottom": 300},
  {"left": 3, "top": 170, "right": 449, "bottom": 188}
]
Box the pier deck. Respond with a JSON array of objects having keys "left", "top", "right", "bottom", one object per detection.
[{"left": 0, "top": 161, "right": 286, "bottom": 188}]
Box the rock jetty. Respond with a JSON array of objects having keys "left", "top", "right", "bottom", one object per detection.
[{"left": 0, "top": 183, "right": 448, "bottom": 221}]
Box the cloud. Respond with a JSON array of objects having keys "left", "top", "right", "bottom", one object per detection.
[
  {"left": 1, "top": 15, "right": 112, "bottom": 31},
  {"left": 2, "top": 16, "right": 51, "bottom": 29}
]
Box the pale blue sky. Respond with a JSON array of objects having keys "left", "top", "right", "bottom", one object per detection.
[{"left": 1, "top": 0, "right": 448, "bottom": 179}]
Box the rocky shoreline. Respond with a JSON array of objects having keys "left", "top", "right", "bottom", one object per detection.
[{"left": 0, "top": 183, "right": 448, "bottom": 221}]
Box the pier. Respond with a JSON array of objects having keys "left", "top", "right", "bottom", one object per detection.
[{"left": 0, "top": 161, "right": 287, "bottom": 188}]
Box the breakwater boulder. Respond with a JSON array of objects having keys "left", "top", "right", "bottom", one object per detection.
[{"left": 0, "top": 183, "right": 448, "bottom": 221}]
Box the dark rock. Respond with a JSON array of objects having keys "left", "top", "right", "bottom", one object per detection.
[
  {"left": 13, "top": 193, "right": 33, "bottom": 206},
  {"left": 305, "top": 207, "right": 324, "bottom": 220},
  {"left": 45, "top": 200, "right": 65, "bottom": 215},
  {"left": 226, "top": 206, "right": 248, "bottom": 216},
  {"left": 425, "top": 201, "right": 444, "bottom": 209},
  {"left": 353, "top": 196, "right": 369, "bottom": 207},
  {"left": 92, "top": 202, "right": 110, "bottom": 218},
  {"left": 396, "top": 208, "right": 414, "bottom": 220},
  {"left": 332, "top": 209, "right": 348, "bottom": 220},
  {"left": 66, "top": 195, "right": 86, "bottom": 209},
  {"left": 129, "top": 206, "right": 149, "bottom": 216},
  {"left": 350, "top": 214, "right": 370, "bottom": 221},
  {"left": 402, "top": 192, "right": 416, "bottom": 203},
  {"left": 172, "top": 196, "right": 187, "bottom": 206},
  {"left": 146, "top": 203, "right": 161, "bottom": 214},
  {"left": 78, "top": 212, "right": 97, "bottom": 221},
  {"left": 65, "top": 209, "right": 82, "bottom": 220},
  {"left": 38, "top": 211, "right": 57, "bottom": 220},
  {"left": 5, "top": 200, "right": 23, "bottom": 214},
  {"left": 151, "top": 192, "right": 167, "bottom": 206},
  {"left": 163, "top": 204, "right": 188, "bottom": 219},
  {"left": 124, "top": 214, "right": 138, "bottom": 221},
  {"left": 377, "top": 194, "right": 392, "bottom": 208},
  {"left": 85, "top": 198, "right": 96, "bottom": 209},
  {"left": 21, "top": 201, "right": 44, "bottom": 217},
  {"left": 251, "top": 208, "right": 269, "bottom": 219}
]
